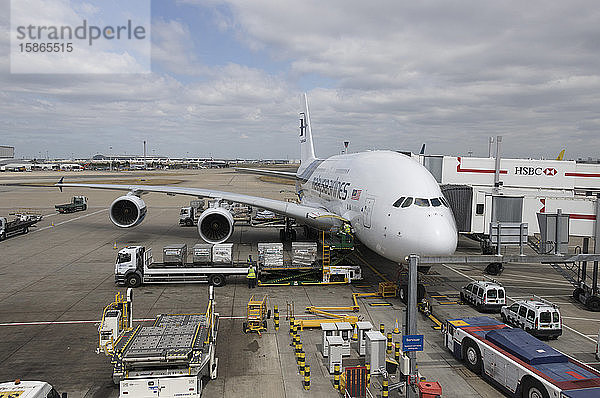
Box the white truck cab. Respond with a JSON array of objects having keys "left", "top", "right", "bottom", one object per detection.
[
  {"left": 460, "top": 280, "right": 506, "bottom": 312},
  {"left": 115, "top": 246, "right": 148, "bottom": 287},
  {"left": 501, "top": 296, "right": 562, "bottom": 339},
  {"left": 0, "top": 380, "right": 65, "bottom": 398}
]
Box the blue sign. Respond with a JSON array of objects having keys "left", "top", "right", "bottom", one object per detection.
[{"left": 402, "top": 334, "right": 424, "bottom": 352}]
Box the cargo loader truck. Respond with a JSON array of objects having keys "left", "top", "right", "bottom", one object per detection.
[
  {"left": 444, "top": 316, "right": 600, "bottom": 397},
  {"left": 97, "top": 287, "right": 219, "bottom": 398},
  {"left": 55, "top": 196, "right": 87, "bottom": 213},
  {"left": 0, "top": 214, "right": 42, "bottom": 241},
  {"left": 114, "top": 244, "right": 249, "bottom": 288},
  {"left": 179, "top": 200, "right": 204, "bottom": 226}
]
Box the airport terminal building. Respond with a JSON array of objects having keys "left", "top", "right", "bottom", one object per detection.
[{"left": 0, "top": 145, "right": 14, "bottom": 159}]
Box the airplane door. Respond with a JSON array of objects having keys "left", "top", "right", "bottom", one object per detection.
[{"left": 363, "top": 198, "right": 375, "bottom": 228}]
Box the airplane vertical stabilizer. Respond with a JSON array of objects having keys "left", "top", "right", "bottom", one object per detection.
[{"left": 298, "top": 93, "right": 317, "bottom": 175}]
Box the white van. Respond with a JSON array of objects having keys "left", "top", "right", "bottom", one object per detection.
[
  {"left": 0, "top": 380, "right": 65, "bottom": 398},
  {"left": 460, "top": 280, "right": 506, "bottom": 312},
  {"left": 500, "top": 297, "right": 562, "bottom": 339}
]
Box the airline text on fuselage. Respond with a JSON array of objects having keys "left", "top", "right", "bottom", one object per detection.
[{"left": 311, "top": 175, "right": 351, "bottom": 200}]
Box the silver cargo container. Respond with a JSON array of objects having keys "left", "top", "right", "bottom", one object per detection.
[
  {"left": 258, "top": 242, "right": 284, "bottom": 268},
  {"left": 292, "top": 242, "right": 318, "bottom": 267},
  {"left": 163, "top": 244, "right": 187, "bottom": 265},
  {"left": 193, "top": 243, "right": 212, "bottom": 265},
  {"left": 212, "top": 243, "right": 233, "bottom": 265}
]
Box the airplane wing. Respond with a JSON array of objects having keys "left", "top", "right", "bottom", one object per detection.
[
  {"left": 56, "top": 179, "right": 345, "bottom": 228},
  {"left": 233, "top": 167, "right": 297, "bottom": 180}
]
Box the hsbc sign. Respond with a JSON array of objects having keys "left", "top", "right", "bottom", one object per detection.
[{"left": 514, "top": 166, "right": 558, "bottom": 176}]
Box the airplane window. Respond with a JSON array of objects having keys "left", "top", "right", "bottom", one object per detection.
[
  {"left": 401, "top": 197, "right": 413, "bottom": 208},
  {"left": 430, "top": 198, "right": 442, "bottom": 207},
  {"left": 414, "top": 198, "right": 430, "bottom": 207},
  {"left": 440, "top": 197, "right": 449, "bottom": 207},
  {"left": 393, "top": 197, "right": 406, "bottom": 208}
]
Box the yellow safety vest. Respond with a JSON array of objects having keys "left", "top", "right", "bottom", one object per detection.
[{"left": 247, "top": 268, "right": 256, "bottom": 279}]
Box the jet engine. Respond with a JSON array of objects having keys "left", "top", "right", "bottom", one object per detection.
[
  {"left": 197, "top": 207, "right": 234, "bottom": 244},
  {"left": 109, "top": 195, "right": 147, "bottom": 228}
]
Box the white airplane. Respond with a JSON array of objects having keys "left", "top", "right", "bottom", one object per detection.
[{"left": 56, "top": 94, "right": 457, "bottom": 263}]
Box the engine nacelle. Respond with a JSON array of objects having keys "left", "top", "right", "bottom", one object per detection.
[
  {"left": 109, "top": 195, "right": 147, "bottom": 228},
  {"left": 197, "top": 207, "right": 234, "bottom": 244}
]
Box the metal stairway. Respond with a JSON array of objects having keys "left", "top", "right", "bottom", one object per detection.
[
  {"left": 547, "top": 262, "right": 579, "bottom": 288},
  {"left": 527, "top": 235, "right": 579, "bottom": 288}
]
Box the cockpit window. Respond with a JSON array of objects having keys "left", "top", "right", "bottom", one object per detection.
[
  {"left": 430, "top": 198, "right": 442, "bottom": 207},
  {"left": 401, "top": 197, "right": 413, "bottom": 208},
  {"left": 393, "top": 197, "right": 406, "bottom": 208},
  {"left": 414, "top": 198, "right": 430, "bottom": 207},
  {"left": 440, "top": 197, "right": 449, "bottom": 207}
]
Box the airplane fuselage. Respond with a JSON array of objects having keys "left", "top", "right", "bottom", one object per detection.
[{"left": 298, "top": 150, "right": 458, "bottom": 262}]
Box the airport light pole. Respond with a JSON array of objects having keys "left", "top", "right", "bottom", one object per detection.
[
  {"left": 493, "top": 136, "right": 502, "bottom": 194},
  {"left": 406, "top": 254, "right": 419, "bottom": 398}
]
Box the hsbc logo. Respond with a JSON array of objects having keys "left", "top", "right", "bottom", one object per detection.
[{"left": 514, "top": 166, "right": 558, "bottom": 176}]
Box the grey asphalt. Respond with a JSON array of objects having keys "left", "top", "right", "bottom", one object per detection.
[{"left": 1, "top": 169, "right": 599, "bottom": 398}]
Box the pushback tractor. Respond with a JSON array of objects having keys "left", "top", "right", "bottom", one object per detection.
[{"left": 444, "top": 316, "right": 600, "bottom": 397}]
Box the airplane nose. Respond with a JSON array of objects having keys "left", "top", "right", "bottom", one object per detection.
[{"left": 409, "top": 213, "right": 458, "bottom": 256}]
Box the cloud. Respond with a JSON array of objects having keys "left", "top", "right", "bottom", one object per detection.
[
  {"left": 9, "top": 0, "right": 151, "bottom": 73},
  {"left": 152, "top": 18, "right": 207, "bottom": 75},
  {"left": 181, "top": 0, "right": 600, "bottom": 158},
  {"left": 2, "top": 0, "right": 600, "bottom": 159}
]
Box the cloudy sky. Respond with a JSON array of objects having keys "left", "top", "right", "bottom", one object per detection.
[{"left": 1, "top": 0, "right": 600, "bottom": 160}]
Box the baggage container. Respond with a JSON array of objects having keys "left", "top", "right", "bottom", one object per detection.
[
  {"left": 258, "top": 243, "right": 284, "bottom": 268},
  {"left": 292, "top": 242, "right": 318, "bottom": 267},
  {"left": 163, "top": 244, "right": 187, "bottom": 265},
  {"left": 193, "top": 243, "right": 212, "bottom": 265},
  {"left": 213, "top": 243, "right": 233, "bottom": 265}
]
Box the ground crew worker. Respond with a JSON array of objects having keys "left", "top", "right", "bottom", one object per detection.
[
  {"left": 342, "top": 223, "right": 352, "bottom": 235},
  {"left": 247, "top": 264, "right": 257, "bottom": 288}
]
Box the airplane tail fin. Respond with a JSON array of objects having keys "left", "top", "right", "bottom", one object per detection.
[
  {"left": 297, "top": 93, "right": 317, "bottom": 175},
  {"left": 419, "top": 143, "right": 426, "bottom": 155},
  {"left": 556, "top": 149, "right": 565, "bottom": 161}
]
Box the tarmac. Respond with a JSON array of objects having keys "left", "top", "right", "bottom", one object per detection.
[{"left": 1, "top": 168, "right": 600, "bottom": 398}]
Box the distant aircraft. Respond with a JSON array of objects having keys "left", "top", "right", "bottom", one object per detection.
[
  {"left": 556, "top": 149, "right": 565, "bottom": 161},
  {"left": 57, "top": 94, "right": 457, "bottom": 263}
]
